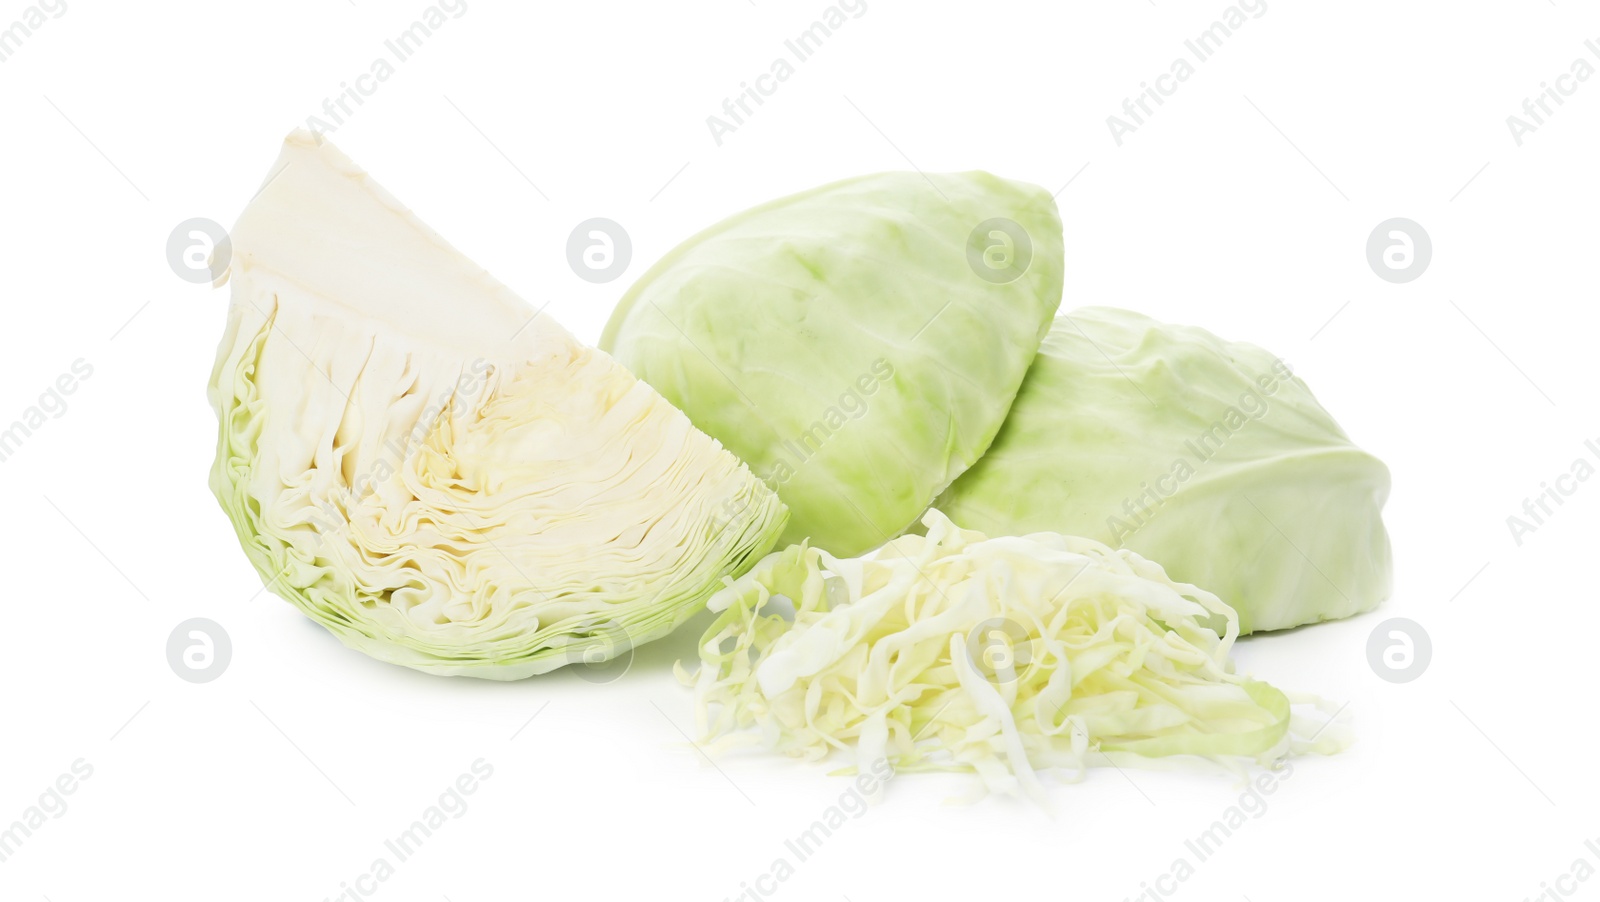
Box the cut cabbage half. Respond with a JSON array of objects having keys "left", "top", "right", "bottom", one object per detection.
[
  {"left": 687, "top": 510, "right": 1347, "bottom": 797},
  {"left": 600, "top": 171, "right": 1063, "bottom": 558},
  {"left": 935, "top": 308, "right": 1393, "bottom": 634},
  {"left": 209, "top": 132, "right": 787, "bottom": 679}
]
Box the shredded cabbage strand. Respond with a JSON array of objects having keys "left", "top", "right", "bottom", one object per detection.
[{"left": 685, "top": 510, "right": 1349, "bottom": 798}]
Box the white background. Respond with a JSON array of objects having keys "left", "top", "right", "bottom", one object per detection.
[{"left": 2, "top": 1, "right": 1596, "bottom": 900}]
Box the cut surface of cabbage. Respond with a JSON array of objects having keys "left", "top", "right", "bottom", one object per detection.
[
  {"left": 209, "top": 132, "right": 787, "bottom": 679},
  {"left": 687, "top": 510, "right": 1347, "bottom": 797}
]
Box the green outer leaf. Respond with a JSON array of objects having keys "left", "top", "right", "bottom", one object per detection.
[
  {"left": 936, "top": 307, "right": 1393, "bottom": 633},
  {"left": 601, "top": 171, "right": 1063, "bottom": 557}
]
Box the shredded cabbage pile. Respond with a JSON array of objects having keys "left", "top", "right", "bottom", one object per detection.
[{"left": 686, "top": 510, "right": 1348, "bottom": 798}]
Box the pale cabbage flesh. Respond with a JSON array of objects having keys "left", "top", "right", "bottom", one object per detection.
[
  {"left": 209, "top": 132, "right": 786, "bottom": 679},
  {"left": 687, "top": 510, "right": 1347, "bottom": 797}
]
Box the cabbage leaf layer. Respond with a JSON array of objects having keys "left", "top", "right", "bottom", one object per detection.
[
  {"left": 209, "top": 133, "right": 787, "bottom": 679},
  {"left": 936, "top": 307, "right": 1392, "bottom": 633},
  {"left": 601, "top": 172, "right": 1063, "bottom": 557}
]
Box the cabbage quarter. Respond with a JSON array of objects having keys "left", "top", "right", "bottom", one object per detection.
[{"left": 209, "top": 133, "right": 787, "bottom": 679}]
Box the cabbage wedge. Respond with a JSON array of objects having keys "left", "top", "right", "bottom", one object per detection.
[
  {"left": 601, "top": 172, "right": 1063, "bottom": 558},
  {"left": 936, "top": 308, "right": 1393, "bottom": 633},
  {"left": 209, "top": 132, "right": 786, "bottom": 679}
]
